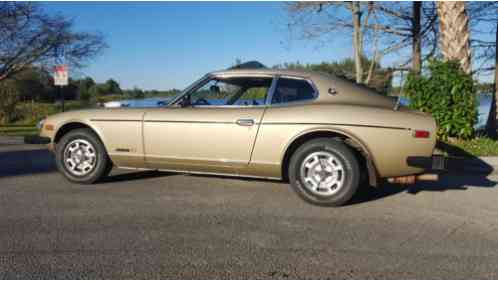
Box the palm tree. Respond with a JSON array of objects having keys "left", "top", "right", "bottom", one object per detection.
[{"left": 437, "top": 1, "right": 472, "bottom": 74}]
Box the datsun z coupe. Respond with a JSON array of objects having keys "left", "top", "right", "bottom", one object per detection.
[{"left": 39, "top": 66, "right": 443, "bottom": 206}]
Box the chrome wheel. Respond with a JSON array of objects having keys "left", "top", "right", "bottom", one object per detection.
[
  {"left": 300, "top": 151, "right": 345, "bottom": 196},
  {"left": 63, "top": 139, "right": 97, "bottom": 176}
]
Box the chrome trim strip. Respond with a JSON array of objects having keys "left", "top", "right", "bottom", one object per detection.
[
  {"left": 261, "top": 122, "right": 411, "bottom": 131},
  {"left": 144, "top": 120, "right": 260, "bottom": 125},
  {"left": 90, "top": 119, "right": 142, "bottom": 122},
  {"left": 189, "top": 104, "right": 267, "bottom": 108},
  {"left": 116, "top": 166, "right": 282, "bottom": 180}
]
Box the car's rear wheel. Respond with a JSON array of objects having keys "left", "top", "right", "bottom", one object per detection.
[
  {"left": 288, "top": 138, "right": 360, "bottom": 206},
  {"left": 55, "top": 128, "right": 112, "bottom": 184}
]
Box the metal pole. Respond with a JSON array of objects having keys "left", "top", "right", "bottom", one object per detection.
[{"left": 60, "top": 86, "right": 65, "bottom": 112}]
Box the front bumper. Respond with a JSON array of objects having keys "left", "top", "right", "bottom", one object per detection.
[
  {"left": 37, "top": 136, "right": 51, "bottom": 144},
  {"left": 25, "top": 135, "right": 53, "bottom": 151},
  {"left": 407, "top": 155, "right": 446, "bottom": 171}
]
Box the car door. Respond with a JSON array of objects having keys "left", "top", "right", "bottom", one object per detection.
[{"left": 143, "top": 75, "right": 274, "bottom": 175}]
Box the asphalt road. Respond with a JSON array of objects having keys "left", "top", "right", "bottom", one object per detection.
[{"left": 1, "top": 144, "right": 498, "bottom": 279}]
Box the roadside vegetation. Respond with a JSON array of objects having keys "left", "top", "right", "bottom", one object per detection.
[
  {"left": 0, "top": 69, "right": 180, "bottom": 126},
  {"left": 0, "top": 125, "right": 38, "bottom": 137},
  {"left": 441, "top": 138, "right": 498, "bottom": 157},
  {"left": 405, "top": 60, "right": 477, "bottom": 140}
]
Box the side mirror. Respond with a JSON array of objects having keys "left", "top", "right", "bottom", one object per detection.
[{"left": 210, "top": 85, "right": 220, "bottom": 93}]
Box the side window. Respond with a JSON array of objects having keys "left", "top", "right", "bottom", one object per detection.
[
  {"left": 232, "top": 86, "right": 268, "bottom": 106},
  {"left": 271, "top": 78, "right": 316, "bottom": 104},
  {"left": 189, "top": 77, "right": 272, "bottom": 107},
  {"left": 190, "top": 79, "right": 240, "bottom": 106}
]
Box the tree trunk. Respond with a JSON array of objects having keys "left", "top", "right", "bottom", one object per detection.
[
  {"left": 489, "top": 20, "right": 498, "bottom": 137},
  {"left": 437, "top": 1, "right": 472, "bottom": 74},
  {"left": 351, "top": 2, "right": 363, "bottom": 83},
  {"left": 412, "top": 1, "right": 422, "bottom": 75}
]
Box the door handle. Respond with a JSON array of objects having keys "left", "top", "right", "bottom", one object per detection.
[{"left": 236, "top": 119, "right": 255, "bottom": 126}]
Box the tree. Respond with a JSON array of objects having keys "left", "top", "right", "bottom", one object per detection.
[
  {"left": 88, "top": 84, "right": 104, "bottom": 101},
  {"left": 467, "top": 2, "right": 498, "bottom": 136},
  {"left": 285, "top": 2, "right": 438, "bottom": 82},
  {"left": 286, "top": 2, "right": 373, "bottom": 83},
  {"left": 103, "top": 79, "right": 122, "bottom": 95},
  {"left": 437, "top": 1, "right": 472, "bottom": 74},
  {"left": 369, "top": 2, "right": 438, "bottom": 74},
  {"left": 12, "top": 67, "right": 53, "bottom": 101},
  {"left": 129, "top": 87, "right": 145, "bottom": 99},
  {"left": 0, "top": 2, "right": 106, "bottom": 82},
  {"left": 0, "top": 79, "right": 20, "bottom": 123},
  {"left": 78, "top": 77, "right": 96, "bottom": 101}
]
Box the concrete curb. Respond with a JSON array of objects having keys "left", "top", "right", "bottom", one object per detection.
[
  {"left": 0, "top": 136, "right": 24, "bottom": 145},
  {"left": 0, "top": 135, "right": 49, "bottom": 145}
]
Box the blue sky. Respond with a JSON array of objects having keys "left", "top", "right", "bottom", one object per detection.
[{"left": 43, "top": 2, "right": 353, "bottom": 90}]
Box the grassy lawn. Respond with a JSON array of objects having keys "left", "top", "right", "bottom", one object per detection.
[
  {"left": 0, "top": 125, "right": 38, "bottom": 137},
  {"left": 441, "top": 137, "right": 498, "bottom": 157}
]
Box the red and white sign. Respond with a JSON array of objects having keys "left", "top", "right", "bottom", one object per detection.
[{"left": 54, "top": 65, "right": 69, "bottom": 86}]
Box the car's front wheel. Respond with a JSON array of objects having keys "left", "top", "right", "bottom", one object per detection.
[
  {"left": 288, "top": 138, "right": 360, "bottom": 207},
  {"left": 55, "top": 128, "right": 112, "bottom": 184}
]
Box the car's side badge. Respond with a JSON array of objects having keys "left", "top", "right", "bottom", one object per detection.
[{"left": 328, "top": 88, "right": 338, "bottom": 95}]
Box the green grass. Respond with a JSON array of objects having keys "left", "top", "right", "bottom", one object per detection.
[
  {"left": 442, "top": 137, "right": 498, "bottom": 157},
  {"left": 0, "top": 125, "right": 38, "bottom": 137}
]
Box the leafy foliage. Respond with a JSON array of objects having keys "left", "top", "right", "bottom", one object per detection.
[
  {"left": 404, "top": 59, "right": 477, "bottom": 139},
  {"left": 0, "top": 79, "right": 21, "bottom": 123}
]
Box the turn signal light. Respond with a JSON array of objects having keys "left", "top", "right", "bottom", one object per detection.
[
  {"left": 44, "top": 124, "right": 54, "bottom": 131},
  {"left": 413, "top": 130, "right": 430, "bottom": 138}
]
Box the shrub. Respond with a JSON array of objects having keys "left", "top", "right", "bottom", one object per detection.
[
  {"left": 404, "top": 59, "right": 477, "bottom": 139},
  {"left": 0, "top": 79, "right": 21, "bottom": 124}
]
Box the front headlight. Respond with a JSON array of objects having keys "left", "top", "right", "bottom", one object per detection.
[{"left": 36, "top": 119, "right": 45, "bottom": 130}]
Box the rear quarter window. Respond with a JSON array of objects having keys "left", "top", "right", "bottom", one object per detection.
[{"left": 271, "top": 78, "right": 316, "bottom": 104}]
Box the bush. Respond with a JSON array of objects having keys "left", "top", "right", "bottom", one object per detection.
[
  {"left": 11, "top": 101, "right": 91, "bottom": 125},
  {"left": 0, "top": 79, "right": 21, "bottom": 124},
  {"left": 404, "top": 59, "right": 477, "bottom": 139}
]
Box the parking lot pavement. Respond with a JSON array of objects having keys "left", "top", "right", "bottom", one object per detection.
[{"left": 1, "top": 145, "right": 498, "bottom": 279}]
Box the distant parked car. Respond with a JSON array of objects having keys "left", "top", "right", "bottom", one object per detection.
[{"left": 38, "top": 63, "right": 442, "bottom": 206}]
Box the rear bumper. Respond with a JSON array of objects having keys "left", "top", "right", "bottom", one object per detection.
[{"left": 407, "top": 155, "right": 446, "bottom": 171}]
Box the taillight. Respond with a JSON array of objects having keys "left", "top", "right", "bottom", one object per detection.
[{"left": 413, "top": 130, "right": 430, "bottom": 138}]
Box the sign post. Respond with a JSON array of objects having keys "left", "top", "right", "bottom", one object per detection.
[{"left": 54, "top": 65, "right": 69, "bottom": 112}]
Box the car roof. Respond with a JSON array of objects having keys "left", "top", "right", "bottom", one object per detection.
[
  {"left": 210, "top": 68, "right": 326, "bottom": 79},
  {"left": 210, "top": 60, "right": 346, "bottom": 82}
]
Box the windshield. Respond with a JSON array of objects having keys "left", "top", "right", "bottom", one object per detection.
[
  {"left": 169, "top": 75, "right": 272, "bottom": 107},
  {"left": 167, "top": 75, "right": 210, "bottom": 106}
]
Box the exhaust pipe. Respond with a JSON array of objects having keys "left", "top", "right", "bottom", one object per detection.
[{"left": 387, "top": 174, "right": 439, "bottom": 185}]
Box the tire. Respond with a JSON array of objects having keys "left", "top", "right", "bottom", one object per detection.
[
  {"left": 55, "top": 128, "right": 113, "bottom": 184},
  {"left": 288, "top": 138, "right": 360, "bottom": 207}
]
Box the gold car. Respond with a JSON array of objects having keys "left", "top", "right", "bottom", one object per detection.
[{"left": 39, "top": 66, "right": 440, "bottom": 206}]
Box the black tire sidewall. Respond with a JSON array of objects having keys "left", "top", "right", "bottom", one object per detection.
[
  {"left": 289, "top": 139, "right": 360, "bottom": 206},
  {"left": 55, "top": 129, "right": 110, "bottom": 184}
]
